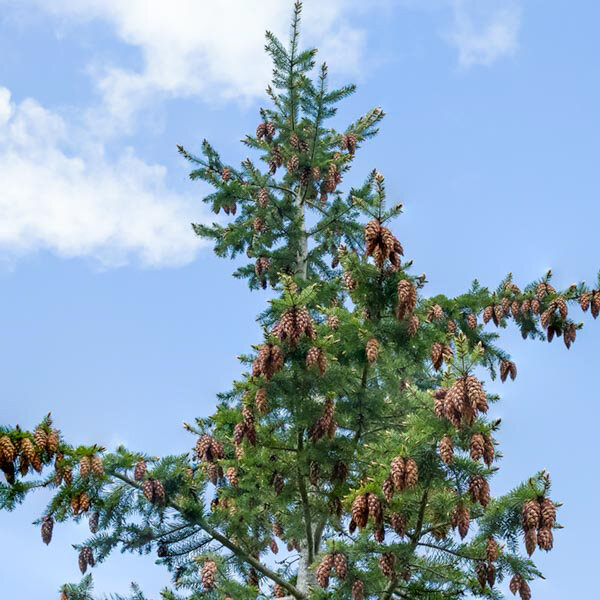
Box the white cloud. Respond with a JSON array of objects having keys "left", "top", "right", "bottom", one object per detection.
[
  {"left": 18, "top": 0, "right": 370, "bottom": 134},
  {"left": 447, "top": 0, "right": 521, "bottom": 67},
  {"left": 0, "top": 87, "right": 205, "bottom": 267}
]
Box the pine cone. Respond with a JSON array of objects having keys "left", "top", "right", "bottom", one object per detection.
[
  {"left": 78, "top": 550, "right": 88, "bottom": 574},
  {"left": 486, "top": 538, "right": 499, "bottom": 563},
  {"left": 89, "top": 511, "right": 99, "bottom": 534},
  {"left": 537, "top": 527, "right": 553, "bottom": 551},
  {"left": 333, "top": 552, "right": 347, "bottom": 579},
  {"left": 440, "top": 435, "right": 454, "bottom": 464},
  {"left": 380, "top": 553, "right": 396, "bottom": 579},
  {"left": 91, "top": 455, "right": 104, "bottom": 478},
  {"left": 519, "top": 579, "right": 532, "bottom": 600},
  {"left": 41, "top": 515, "right": 53, "bottom": 545},
  {"left": 272, "top": 521, "right": 284, "bottom": 538},
  {"left": 453, "top": 504, "right": 470, "bottom": 539},
  {"left": 273, "top": 472, "right": 284, "bottom": 495},
  {"left": 396, "top": 280, "right": 417, "bottom": 319},
  {"left": 431, "top": 342, "right": 444, "bottom": 371},
  {"left": 316, "top": 553, "right": 333, "bottom": 588},
  {"left": 221, "top": 167, "right": 231, "bottom": 183},
  {"left": 134, "top": 458, "right": 147, "bottom": 481},
  {"left": 367, "top": 493, "right": 383, "bottom": 525},
  {"left": 33, "top": 428, "right": 48, "bottom": 452},
  {"left": 522, "top": 500, "right": 541, "bottom": 530},
  {"left": 352, "top": 579, "right": 364, "bottom": 600},
  {"left": 467, "top": 313, "right": 477, "bottom": 329},
  {"left": 404, "top": 458, "right": 418, "bottom": 488},
  {"left": 255, "top": 387, "right": 268, "bottom": 414},
  {"left": 226, "top": 466, "right": 238, "bottom": 487},
  {"left": 382, "top": 477, "right": 394, "bottom": 503},
  {"left": 390, "top": 512, "right": 407, "bottom": 537},
  {"left": 47, "top": 430, "right": 59, "bottom": 457},
  {"left": 269, "top": 537, "right": 279, "bottom": 554},
  {"left": 483, "top": 435, "right": 495, "bottom": 467},
  {"left": 366, "top": 338, "right": 380, "bottom": 363},
  {"left": 476, "top": 560, "right": 487, "bottom": 588},
  {"left": 407, "top": 314, "right": 419, "bottom": 337},
  {"left": 344, "top": 271, "right": 356, "bottom": 291},
  {"left": 525, "top": 528, "right": 537, "bottom": 556},
  {"left": 470, "top": 434, "right": 485, "bottom": 461},
  {"left": 0, "top": 436, "right": 16, "bottom": 462},
  {"left": 143, "top": 479, "right": 155, "bottom": 503},
  {"left": 201, "top": 559, "right": 217, "bottom": 590},
  {"left": 509, "top": 574, "right": 522, "bottom": 595},
  {"left": 79, "top": 492, "right": 90, "bottom": 513},
  {"left": 351, "top": 494, "right": 369, "bottom": 529},
  {"left": 540, "top": 497, "right": 556, "bottom": 528},
  {"left": 79, "top": 456, "right": 91, "bottom": 478},
  {"left": 390, "top": 456, "right": 405, "bottom": 490}
]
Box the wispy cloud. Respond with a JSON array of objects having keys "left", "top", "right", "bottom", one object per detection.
[
  {"left": 0, "top": 88, "right": 204, "bottom": 267},
  {"left": 446, "top": 0, "right": 521, "bottom": 68}
]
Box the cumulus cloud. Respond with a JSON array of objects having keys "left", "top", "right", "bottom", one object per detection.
[
  {"left": 447, "top": 0, "right": 521, "bottom": 67},
  {"left": 0, "top": 87, "right": 204, "bottom": 267}
]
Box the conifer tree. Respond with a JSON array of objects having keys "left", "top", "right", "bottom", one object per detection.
[{"left": 2, "top": 3, "right": 599, "bottom": 599}]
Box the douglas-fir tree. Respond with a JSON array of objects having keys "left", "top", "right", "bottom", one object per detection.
[{"left": 1, "top": 3, "right": 599, "bottom": 599}]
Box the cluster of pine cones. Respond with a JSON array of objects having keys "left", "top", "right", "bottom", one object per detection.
[
  {"left": 431, "top": 341, "right": 453, "bottom": 371},
  {"left": 396, "top": 279, "right": 419, "bottom": 335},
  {"left": 384, "top": 456, "right": 419, "bottom": 499},
  {"left": 434, "top": 376, "right": 488, "bottom": 429},
  {"left": 78, "top": 546, "right": 95, "bottom": 574},
  {"left": 252, "top": 343, "right": 284, "bottom": 380},
  {"left": 272, "top": 306, "right": 316, "bottom": 349},
  {"left": 316, "top": 552, "right": 347, "bottom": 588},
  {"left": 0, "top": 427, "right": 60, "bottom": 483},
  {"left": 509, "top": 574, "right": 532, "bottom": 599},
  {"left": 79, "top": 454, "right": 104, "bottom": 478},
  {"left": 142, "top": 478, "right": 166, "bottom": 505},
  {"left": 306, "top": 346, "right": 327, "bottom": 375},
  {"left": 365, "top": 219, "right": 403, "bottom": 268},
  {"left": 71, "top": 492, "right": 91, "bottom": 515},
  {"left": 522, "top": 498, "right": 556, "bottom": 555},
  {"left": 308, "top": 397, "right": 336, "bottom": 444},
  {"left": 254, "top": 256, "right": 270, "bottom": 288}
]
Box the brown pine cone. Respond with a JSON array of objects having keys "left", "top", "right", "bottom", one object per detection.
[
  {"left": 270, "top": 538, "right": 279, "bottom": 554},
  {"left": 467, "top": 313, "right": 477, "bottom": 329},
  {"left": 201, "top": 559, "right": 217, "bottom": 590},
  {"left": 327, "top": 314, "right": 340, "bottom": 329},
  {"left": 537, "top": 527, "right": 553, "bottom": 551},
  {"left": 453, "top": 504, "right": 470, "bottom": 539},
  {"left": 487, "top": 563, "right": 496, "bottom": 587},
  {"left": 439, "top": 435, "right": 454, "bottom": 464},
  {"left": 257, "top": 187, "right": 269, "bottom": 208},
  {"left": 221, "top": 167, "right": 231, "bottom": 183},
  {"left": 447, "top": 319, "right": 457, "bottom": 334},
  {"left": 143, "top": 479, "right": 155, "bottom": 503},
  {"left": 134, "top": 458, "right": 146, "bottom": 481},
  {"left": 265, "top": 122, "right": 275, "bottom": 139},
  {"left": 522, "top": 500, "right": 541, "bottom": 530},
  {"left": 79, "top": 492, "right": 90, "bottom": 513},
  {"left": 82, "top": 546, "right": 94, "bottom": 567},
  {"left": 396, "top": 280, "right": 417, "bottom": 319},
  {"left": 519, "top": 579, "right": 532, "bottom": 600},
  {"left": 366, "top": 338, "right": 380, "bottom": 363},
  {"left": 333, "top": 552, "right": 347, "bottom": 579},
  {"left": 483, "top": 435, "right": 495, "bottom": 467},
  {"left": 367, "top": 494, "right": 383, "bottom": 525},
  {"left": 540, "top": 497, "right": 556, "bottom": 528},
  {"left": 525, "top": 528, "right": 537, "bottom": 556},
  {"left": 390, "top": 512, "right": 407, "bottom": 537},
  {"left": 486, "top": 538, "right": 499, "bottom": 563},
  {"left": 273, "top": 472, "right": 284, "bottom": 495},
  {"left": 316, "top": 553, "right": 333, "bottom": 588},
  {"left": 351, "top": 494, "right": 369, "bottom": 529},
  {"left": 79, "top": 456, "right": 92, "bottom": 478},
  {"left": 63, "top": 465, "right": 73, "bottom": 486},
  {"left": 46, "top": 429, "right": 59, "bottom": 457},
  {"left": 404, "top": 458, "right": 418, "bottom": 488},
  {"left": 331, "top": 460, "right": 348, "bottom": 483},
  {"left": 226, "top": 466, "right": 238, "bottom": 487},
  {"left": 476, "top": 560, "right": 487, "bottom": 588},
  {"left": 374, "top": 527, "right": 385, "bottom": 542},
  {"left": 89, "top": 511, "right": 99, "bottom": 534},
  {"left": 380, "top": 553, "right": 396, "bottom": 579},
  {"left": 390, "top": 456, "right": 405, "bottom": 490},
  {"left": 431, "top": 342, "right": 444, "bottom": 371},
  {"left": 483, "top": 305, "right": 493, "bottom": 324},
  {"left": 41, "top": 515, "right": 53, "bottom": 545},
  {"left": 78, "top": 549, "right": 88, "bottom": 574},
  {"left": 509, "top": 574, "right": 522, "bottom": 595},
  {"left": 272, "top": 521, "right": 284, "bottom": 538},
  {"left": 0, "top": 436, "right": 16, "bottom": 462},
  {"left": 255, "top": 387, "right": 268, "bottom": 414},
  {"left": 407, "top": 314, "right": 419, "bottom": 337},
  {"left": 470, "top": 434, "right": 485, "bottom": 461},
  {"left": 349, "top": 519, "right": 357, "bottom": 534},
  {"left": 33, "top": 428, "right": 48, "bottom": 452},
  {"left": 233, "top": 423, "right": 245, "bottom": 446},
  {"left": 382, "top": 477, "right": 394, "bottom": 503},
  {"left": 344, "top": 271, "right": 356, "bottom": 291},
  {"left": 91, "top": 455, "right": 104, "bottom": 478},
  {"left": 352, "top": 579, "right": 364, "bottom": 600}
]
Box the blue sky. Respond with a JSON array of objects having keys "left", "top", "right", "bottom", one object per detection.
[{"left": 0, "top": 0, "right": 598, "bottom": 597}]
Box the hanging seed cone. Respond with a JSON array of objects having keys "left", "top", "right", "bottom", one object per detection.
[
  {"left": 33, "top": 428, "right": 48, "bottom": 452},
  {"left": 540, "top": 498, "right": 556, "bottom": 527},
  {"left": 380, "top": 553, "right": 396, "bottom": 579},
  {"left": 211, "top": 438, "right": 224, "bottom": 460},
  {"left": 157, "top": 543, "right": 167, "bottom": 558},
  {"left": 143, "top": 479, "right": 155, "bottom": 503},
  {"left": 316, "top": 553, "right": 333, "bottom": 588},
  {"left": 275, "top": 583, "right": 286, "bottom": 597},
  {"left": 272, "top": 521, "right": 284, "bottom": 538},
  {"left": 352, "top": 579, "right": 364, "bottom": 600},
  {"left": 351, "top": 494, "right": 369, "bottom": 529},
  {"left": 537, "top": 527, "right": 553, "bottom": 551},
  {"left": 580, "top": 291, "right": 591, "bottom": 312},
  {"left": 366, "top": 338, "right": 380, "bottom": 363},
  {"left": 327, "top": 314, "right": 339, "bottom": 330},
  {"left": 431, "top": 342, "right": 444, "bottom": 371},
  {"left": 407, "top": 314, "right": 419, "bottom": 337},
  {"left": 470, "top": 434, "right": 485, "bottom": 461},
  {"left": 486, "top": 538, "right": 499, "bottom": 563},
  {"left": 483, "top": 306, "right": 493, "bottom": 324},
  {"left": 509, "top": 574, "right": 522, "bottom": 595},
  {"left": 265, "top": 122, "right": 275, "bottom": 139},
  {"left": 501, "top": 297, "right": 511, "bottom": 316},
  {"left": 254, "top": 387, "right": 268, "bottom": 414},
  {"left": 47, "top": 429, "right": 59, "bottom": 457},
  {"left": 447, "top": 319, "right": 457, "bottom": 334},
  {"left": 267, "top": 537, "right": 278, "bottom": 554},
  {"left": 31, "top": 451, "right": 43, "bottom": 474},
  {"left": 0, "top": 436, "right": 16, "bottom": 462},
  {"left": 344, "top": 271, "right": 356, "bottom": 291},
  {"left": 382, "top": 477, "right": 394, "bottom": 503},
  {"left": 390, "top": 512, "right": 407, "bottom": 537},
  {"left": 333, "top": 552, "right": 347, "bottom": 579},
  {"left": 390, "top": 456, "right": 406, "bottom": 490},
  {"left": 82, "top": 546, "right": 95, "bottom": 567},
  {"left": 201, "top": 559, "right": 217, "bottom": 589},
  {"left": 522, "top": 500, "right": 542, "bottom": 530},
  {"left": 476, "top": 561, "right": 487, "bottom": 588},
  {"left": 152, "top": 479, "right": 166, "bottom": 505},
  {"left": 78, "top": 550, "right": 88, "bottom": 574},
  {"left": 89, "top": 511, "right": 99, "bottom": 534},
  {"left": 454, "top": 504, "right": 470, "bottom": 540},
  {"left": 221, "top": 167, "right": 231, "bottom": 183},
  {"left": 273, "top": 472, "right": 284, "bottom": 495},
  {"left": 286, "top": 155, "right": 299, "bottom": 173},
  {"left": 256, "top": 123, "right": 266, "bottom": 139},
  {"left": 368, "top": 494, "right": 383, "bottom": 525},
  {"left": 374, "top": 527, "right": 385, "bottom": 542},
  {"left": 63, "top": 465, "right": 73, "bottom": 486},
  {"left": 134, "top": 458, "right": 147, "bottom": 481},
  {"left": 91, "top": 455, "right": 104, "bottom": 478},
  {"left": 79, "top": 456, "right": 91, "bottom": 478},
  {"left": 440, "top": 435, "right": 454, "bottom": 465},
  {"left": 404, "top": 459, "right": 418, "bottom": 488},
  {"left": 396, "top": 280, "right": 417, "bottom": 319},
  {"left": 487, "top": 563, "right": 497, "bottom": 587},
  {"left": 511, "top": 300, "right": 521, "bottom": 318},
  {"left": 21, "top": 437, "right": 35, "bottom": 464},
  {"left": 519, "top": 581, "right": 532, "bottom": 600},
  {"left": 500, "top": 361, "right": 510, "bottom": 382},
  {"left": 525, "top": 528, "right": 537, "bottom": 556},
  {"left": 483, "top": 435, "right": 495, "bottom": 467},
  {"left": 79, "top": 492, "right": 90, "bottom": 513},
  {"left": 591, "top": 291, "right": 600, "bottom": 318},
  {"left": 41, "top": 515, "right": 54, "bottom": 545},
  {"left": 349, "top": 519, "right": 357, "bottom": 534},
  {"left": 467, "top": 313, "right": 477, "bottom": 329},
  {"left": 226, "top": 466, "right": 238, "bottom": 487}
]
